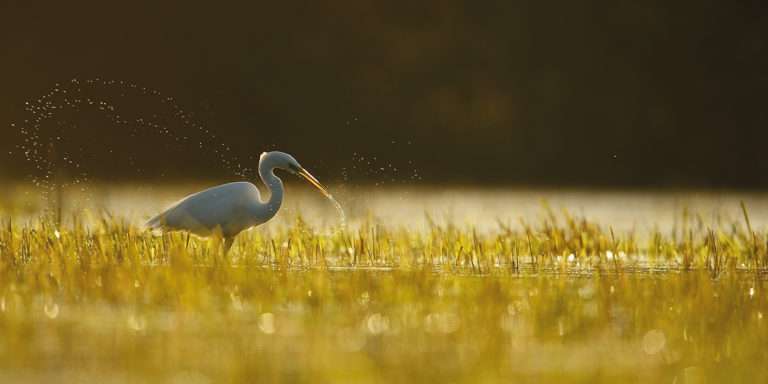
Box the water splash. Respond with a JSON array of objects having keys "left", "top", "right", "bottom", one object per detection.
[
  {"left": 326, "top": 193, "right": 346, "bottom": 229},
  {"left": 12, "top": 77, "right": 257, "bottom": 206}
]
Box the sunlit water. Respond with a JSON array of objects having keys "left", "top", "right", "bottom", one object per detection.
[{"left": 4, "top": 183, "right": 768, "bottom": 234}]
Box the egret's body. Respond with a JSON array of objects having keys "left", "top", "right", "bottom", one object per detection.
[
  {"left": 146, "top": 151, "right": 332, "bottom": 252},
  {"left": 146, "top": 182, "right": 272, "bottom": 238}
]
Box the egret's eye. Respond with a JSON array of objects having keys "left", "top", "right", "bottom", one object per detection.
[{"left": 288, "top": 163, "right": 301, "bottom": 173}]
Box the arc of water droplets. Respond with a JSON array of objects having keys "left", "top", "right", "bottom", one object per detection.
[
  {"left": 15, "top": 77, "right": 256, "bottom": 196},
  {"left": 14, "top": 77, "right": 353, "bottom": 232}
]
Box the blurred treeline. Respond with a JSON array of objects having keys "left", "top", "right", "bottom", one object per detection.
[{"left": 0, "top": 1, "right": 766, "bottom": 187}]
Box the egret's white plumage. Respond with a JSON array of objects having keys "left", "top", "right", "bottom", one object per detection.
[
  {"left": 146, "top": 151, "right": 333, "bottom": 252},
  {"left": 146, "top": 182, "right": 267, "bottom": 238}
]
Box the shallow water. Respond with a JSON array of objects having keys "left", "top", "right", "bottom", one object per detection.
[{"left": 4, "top": 183, "right": 768, "bottom": 233}]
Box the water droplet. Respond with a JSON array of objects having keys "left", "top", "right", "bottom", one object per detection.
[
  {"left": 127, "top": 314, "right": 147, "bottom": 331},
  {"left": 642, "top": 329, "right": 666, "bottom": 355},
  {"left": 44, "top": 302, "right": 60, "bottom": 319},
  {"left": 366, "top": 313, "right": 390, "bottom": 335},
  {"left": 258, "top": 313, "right": 275, "bottom": 334}
]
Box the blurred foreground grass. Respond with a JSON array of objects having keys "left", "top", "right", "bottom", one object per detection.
[{"left": 1, "top": 201, "right": 768, "bottom": 383}]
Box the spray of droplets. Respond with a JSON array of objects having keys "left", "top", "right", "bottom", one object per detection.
[
  {"left": 345, "top": 150, "right": 421, "bottom": 186},
  {"left": 13, "top": 77, "right": 256, "bottom": 200},
  {"left": 334, "top": 116, "right": 422, "bottom": 186}
]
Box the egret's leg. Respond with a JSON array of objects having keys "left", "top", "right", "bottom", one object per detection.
[{"left": 223, "top": 237, "right": 235, "bottom": 255}]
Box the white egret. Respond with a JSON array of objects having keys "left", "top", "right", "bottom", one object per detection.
[{"left": 146, "top": 151, "right": 336, "bottom": 253}]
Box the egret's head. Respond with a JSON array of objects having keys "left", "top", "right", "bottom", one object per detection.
[
  {"left": 260, "top": 151, "right": 332, "bottom": 198},
  {"left": 261, "top": 151, "right": 301, "bottom": 173}
]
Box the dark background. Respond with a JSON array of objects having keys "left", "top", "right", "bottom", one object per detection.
[{"left": 1, "top": 1, "right": 766, "bottom": 187}]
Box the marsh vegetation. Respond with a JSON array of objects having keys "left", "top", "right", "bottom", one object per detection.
[{"left": 0, "top": 187, "right": 767, "bottom": 383}]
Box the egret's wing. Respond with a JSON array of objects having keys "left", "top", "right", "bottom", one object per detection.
[{"left": 146, "top": 182, "right": 260, "bottom": 236}]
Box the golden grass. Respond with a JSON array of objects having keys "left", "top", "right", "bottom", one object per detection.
[{"left": 1, "top": 207, "right": 767, "bottom": 383}]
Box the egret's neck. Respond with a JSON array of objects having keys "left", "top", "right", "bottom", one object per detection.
[{"left": 258, "top": 163, "right": 284, "bottom": 222}]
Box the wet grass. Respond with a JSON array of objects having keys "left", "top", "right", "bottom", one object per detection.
[{"left": 1, "top": 206, "right": 768, "bottom": 383}]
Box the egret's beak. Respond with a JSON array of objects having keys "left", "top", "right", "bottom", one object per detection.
[{"left": 297, "top": 167, "right": 332, "bottom": 199}]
